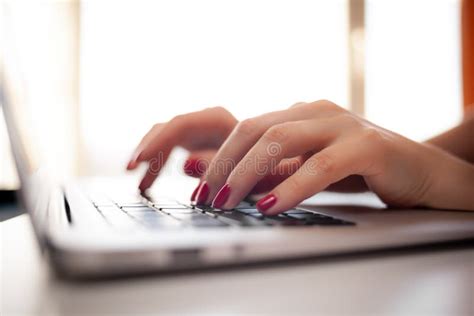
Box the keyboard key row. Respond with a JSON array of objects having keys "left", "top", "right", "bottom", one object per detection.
[{"left": 92, "top": 194, "right": 355, "bottom": 229}]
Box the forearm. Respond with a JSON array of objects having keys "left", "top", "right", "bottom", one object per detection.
[{"left": 425, "top": 115, "right": 474, "bottom": 163}]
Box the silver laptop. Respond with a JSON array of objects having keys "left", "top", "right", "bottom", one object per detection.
[{"left": 2, "top": 57, "right": 474, "bottom": 280}]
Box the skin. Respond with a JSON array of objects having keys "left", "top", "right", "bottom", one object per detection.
[{"left": 127, "top": 100, "right": 474, "bottom": 214}]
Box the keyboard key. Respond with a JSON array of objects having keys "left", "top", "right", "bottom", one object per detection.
[
  {"left": 234, "top": 201, "right": 255, "bottom": 209},
  {"left": 160, "top": 208, "right": 196, "bottom": 214},
  {"left": 90, "top": 196, "right": 114, "bottom": 206},
  {"left": 190, "top": 219, "right": 228, "bottom": 227},
  {"left": 235, "top": 208, "right": 260, "bottom": 215},
  {"left": 247, "top": 213, "right": 265, "bottom": 220},
  {"left": 171, "top": 213, "right": 215, "bottom": 221},
  {"left": 215, "top": 211, "right": 265, "bottom": 227},
  {"left": 284, "top": 209, "right": 315, "bottom": 215},
  {"left": 284, "top": 213, "right": 332, "bottom": 220},
  {"left": 118, "top": 202, "right": 148, "bottom": 208},
  {"left": 143, "top": 217, "right": 183, "bottom": 229},
  {"left": 138, "top": 213, "right": 182, "bottom": 229},
  {"left": 97, "top": 206, "right": 139, "bottom": 230},
  {"left": 285, "top": 213, "right": 352, "bottom": 225},
  {"left": 171, "top": 213, "right": 228, "bottom": 227},
  {"left": 262, "top": 215, "right": 306, "bottom": 226},
  {"left": 150, "top": 197, "right": 179, "bottom": 205},
  {"left": 121, "top": 207, "right": 156, "bottom": 214},
  {"left": 154, "top": 204, "right": 189, "bottom": 209},
  {"left": 110, "top": 195, "right": 144, "bottom": 205}
]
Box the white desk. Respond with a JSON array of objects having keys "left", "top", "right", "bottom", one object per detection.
[{"left": 1, "top": 214, "right": 474, "bottom": 316}]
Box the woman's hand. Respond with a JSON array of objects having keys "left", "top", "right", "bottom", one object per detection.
[{"left": 191, "top": 100, "right": 474, "bottom": 214}]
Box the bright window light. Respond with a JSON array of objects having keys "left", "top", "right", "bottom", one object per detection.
[
  {"left": 80, "top": 0, "right": 349, "bottom": 175},
  {"left": 365, "top": 0, "right": 462, "bottom": 141}
]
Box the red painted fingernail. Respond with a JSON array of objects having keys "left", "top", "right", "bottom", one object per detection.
[
  {"left": 196, "top": 181, "right": 210, "bottom": 205},
  {"left": 190, "top": 182, "right": 202, "bottom": 202},
  {"left": 256, "top": 194, "right": 277, "bottom": 213},
  {"left": 212, "top": 184, "right": 231, "bottom": 209},
  {"left": 183, "top": 159, "right": 202, "bottom": 176}
]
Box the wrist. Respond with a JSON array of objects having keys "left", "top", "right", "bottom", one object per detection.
[{"left": 423, "top": 147, "right": 474, "bottom": 211}]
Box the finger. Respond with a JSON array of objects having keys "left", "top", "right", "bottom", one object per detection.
[
  {"left": 201, "top": 101, "right": 342, "bottom": 204},
  {"left": 138, "top": 148, "right": 173, "bottom": 192},
  {"left": 136, "top": 125, "right": 178, "bottom": 192},
  {"left": 183, "top": 150, "right": 216, "bottom": 177},
  {"left": 139, "top": 107, "right": 236, "bottom": 162},
  {"left": 250, "top": 156, "right": 305, "bottom": 194},
  {"left": 136, "top": 107, "right": 235, "bottom": 192},
  {"left": 256, "top": 140, "right": 374, "bottom": 215},
  {"left": 326, "top": 175, "right": 368, "bottom": 193},
  {"left": 212, "top": 118, "right": 342, "bottom": 209},
  {"left": 127, "top": 123, "right": 164, "bottom": 170}
]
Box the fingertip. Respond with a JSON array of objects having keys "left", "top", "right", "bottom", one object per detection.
[
  {"left": 126, "top": 160, "right": 137, "bottom": 170},
  {"left": 138, "top": 182, "right": 149, "bottom": 193},
  {"left": 138, "top": 175, "right": 153, "bottom": 193},
  {"left": 183, "top": 159, "right": 200, "bottom": 177},
  {"left": 126, "top": 150, "right": 143, "bottom": 170},
  {"left": 256, "top": 193, "right": 278, "bottom": 214},
  {"left": 195, "top": 181, "right": 210, "bottom": 205},
  {"left": 190, "top": 181, "right": 202, "bottom": 202}
]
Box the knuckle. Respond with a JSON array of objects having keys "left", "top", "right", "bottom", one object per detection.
[
  {"left": 235, "top": 118, "right": 259, "bottom": 137},
  {"left": 285, "top": 176, "right": 303, "bottom": 192},
  {"left": 362, "top": 127, "right": 386, "bottom": 145},
  {"left": 290, "top": 101, "right": 307, "bottom": 108},
  {"left": 311, "top": 152, "right": 334, "bottom": 175},
  {"left": 310, "top": 99, "right": 343, "bottom": 112},
  {"left": 263, "top": 124, "right": 290, "bottom": 144},
  {"left": 170, "top": 114, "right": 185, "bottom": 124},
  {"left": 316, "top": 99, "right": 333, "bottom": 105},
  {"left": 337, "top": 113, "right": 360, "bottom": 127},
  {"left": 209, "top": 105, "right": 227, "bottom": 114}
]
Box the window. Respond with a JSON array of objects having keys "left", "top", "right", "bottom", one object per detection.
[
  {"left": 80, "top": 0, "right": 349, "bottom": 175},
  {"left": 0, "top": 0, "right": 463, "bottom": 186},
  {"left": 365, "top": 0, "right": 462, "bottom": 141}
]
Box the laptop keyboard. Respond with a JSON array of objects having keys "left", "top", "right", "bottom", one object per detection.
[{"left": 90, "top": 195, "right": 355, "bottom": 231}]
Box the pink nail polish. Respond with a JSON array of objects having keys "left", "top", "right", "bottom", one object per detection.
[
  {"left": 190, "top": 182, "right": 202, "bottom": 202},
  {"left": 256, "top": 194, "right": 277, "bottom": 213},
  {"left": 196, "top": 181, "right": 210, "bottom": 205},
  {"left": 212, "top": 184, "right": 231, "bottom": 209},
  {"left": 184, "top": 159, "right": 203, "bottom": 177}
]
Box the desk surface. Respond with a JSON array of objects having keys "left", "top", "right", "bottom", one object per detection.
[{"left": 1, "top": 214, "right": 474, "bottom": 316}]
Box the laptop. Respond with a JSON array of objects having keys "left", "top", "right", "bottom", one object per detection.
[{"left": 2, "top": 56, "right": 474, "bottom": 281}]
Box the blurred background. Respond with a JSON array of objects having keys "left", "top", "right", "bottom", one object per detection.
[{"left": 0, "top": 0, "right": 464, "bottom": 191}]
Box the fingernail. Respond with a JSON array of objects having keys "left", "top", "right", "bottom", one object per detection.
[
  {"left": 256, "top": 194, "right": 277, "bottom": 213},
  {"left": 183, "top": 159, "right": 201, "bottom": 176},
  {"left": 212, "top": 184, "right": 231, "bottom": 209},
  {"left": 195, "top": 181, "right": 210, "bottom": 205},
  {"left": 190, "top": 182, "right": 202, "bottom": 202}
]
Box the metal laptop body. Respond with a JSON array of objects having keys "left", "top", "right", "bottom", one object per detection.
[{"left": 2, "top": 47, "right": 474, "bottom": 280}]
